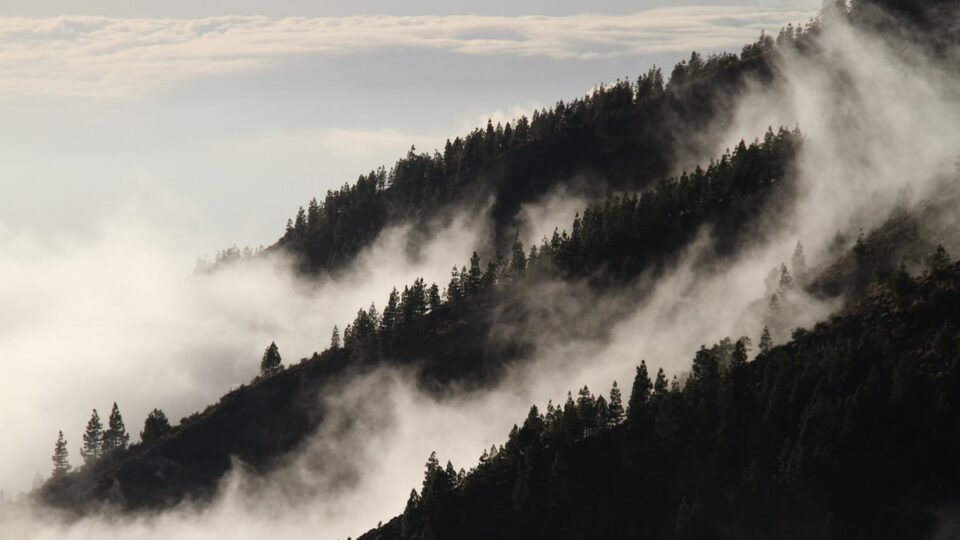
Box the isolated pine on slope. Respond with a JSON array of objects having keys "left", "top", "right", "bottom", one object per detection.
[
  {"left": 51, "top": 431, "right": 69, "bottom": 478},
  {"left": 140, "top": 409, "right": 171, "bottom": 445},
  {"left": 104, "top": 402, "right": 129, "bottom": 452},
  {"left": 260, "top": 342, "right": 282, "bottom": 376},
  {"left": 80, "top": 409, "right": 103, "bottom": 464}
]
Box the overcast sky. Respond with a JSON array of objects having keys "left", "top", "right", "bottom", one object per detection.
[{"left": 0, "top": 1, "right": 817, "bottom": 258}]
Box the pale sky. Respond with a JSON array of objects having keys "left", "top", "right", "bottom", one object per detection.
[{"left": 0, "top": 1, "right": 818, "bottom": 256}]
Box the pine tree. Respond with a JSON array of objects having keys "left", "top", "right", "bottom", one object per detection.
[
  {"left": 778, "top": 264, "right": 793, "bottom": 294},
  {"left": 759, "top": 326, "right": 773, "bottom": 354},
  {"left": 731, "top": 337, "right": 749, "bottom": 369},
  {"left": 628, "top": 361, "right": 653, "bottom": 417},
  {"left": 791, "top": 241, "right": 806, "bottom": 281},
  {"left": 467, "top": 252, "right": 483, "bottom": 295},
  {"left": 607, "top": 381, "right": 625, "bottom": 425},
  {"left": 654, "top": 368, "right": 669, "bottom": 396},
  {"left": 927, "top": 244, "right": 951, "bottom": 274},
  {"left": 140, "top": 408, "right": 171, "bottom": 445},
  {"left": 260, "top": 341, "right": 283, "bottom": 376},
  {"left": 510, "top": 235, "right": 527, "bottom": 277},
  {"left": 104, "top": 402, "right": 129, "bottom": 452},
  {"left": 446, "top": 266, "right": 462, "bottom": 303},
  {"left": 427, "top": 283, "right": 442, "bottom": 311},
  {"left": 80, "top": 409, "right": 103, "bottom": 464},
  {"left": 481, "top": 260, "right": 499, "bottom": 289},
  {"left": 51, "top": 431, "right": 70, "bottom": 478},
  {"left": 381, "top": 287, "right": 400, "bottom": 341},
  {"left": 330, "top": 325, "right": 341, "bottom": 349}
]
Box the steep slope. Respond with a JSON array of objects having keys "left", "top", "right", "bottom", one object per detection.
[
  {"left": 361, "top": 262, "right": 960, "bottom": 540},
  {"left": 39, "top": 130, "right": 801, "bottom": 512},
  {"left": 260, "top": 40, "right": 783, "bottom": 275}
]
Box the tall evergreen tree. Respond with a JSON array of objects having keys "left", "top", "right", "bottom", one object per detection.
[
  {"left": 791, "top": 241, "right": 806, "bottom": 282},
  {"left": 140, "top": 408, "right": 171, "bottom": 445},
  {"left": 104, "top": 402, "right": 129, "bottom": 453},
  {"left": 80, "top": 409, "right": 103, "bottom": 465},
  {"left": 330, "top": 325, "right": 341, "bottom": 349},
  {"left": 607, "top": 381, "right": 625, "bottom": 425},
  {"left": 260, "top": 342, "right": 283, "bottom": 376},
  {"left": 381, "top": 287, "right": 400, "bottom": 341},
  {"left": 731, "top": 337, "right": 749, "bottom": 369},
  {"left": 778, "top": 264, "right": 794, "bottom": 294},
  {"left": 927, "top": 244, "right": 951, "bottom": 274},
  {"left": 446, "top": 266, "right": 462, "bottom": 303},
  {"left": 510, "top": 235, "right": 527, "bottom": 277},
  {"left": 467, "top": 252, "right": 483, "bottom": 295},
  {"left": 628, "top": 361, "right": 653, "bottom": 418},
  {"left": 427, "top": 283, "right": 442, "bottom": 312},
  {"left": 759, "top": 326, "right": 773, "bottom": 354},
  {"left": 51, "top": 431, "right": 69, "bottom": 478},
  {"left": 654, "top": 368, "right": 669, "bottom": 396}
]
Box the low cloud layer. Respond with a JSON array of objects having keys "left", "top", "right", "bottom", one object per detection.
[
  {"left": 0, "top": 209, "right": 487, "bottom": 496},
  {"left": 0, "top": 7, "right": 813, "bottom": 98}
]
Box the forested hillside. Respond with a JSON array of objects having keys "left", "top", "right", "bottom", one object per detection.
[
  {"left": 360, "top": 258, "right": 960, "bottom": 540},
  {"left": 39, "top": 126, "right": 802, "bottom": 512},
  {"left": 35, "top": 1, "right": 960, "bottom": 539},
  {"left": 257, "top": 33, "right": 793, "bottom": 274}
]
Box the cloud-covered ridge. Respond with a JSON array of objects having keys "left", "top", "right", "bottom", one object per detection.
[{"left": 0, "top": 7, "right": 813, "bottom": 98}]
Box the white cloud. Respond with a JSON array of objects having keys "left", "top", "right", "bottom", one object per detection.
[{"left": 0, "top": 7, "right": 814, "bottom": 98}]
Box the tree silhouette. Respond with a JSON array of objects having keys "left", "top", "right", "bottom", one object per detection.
[
  {"left": 104, "top": 402, "right": 129, "bottom": 453},
  {"left": 330, "top": 325, "right": 341, "bottom": 349},
  {"left": 140, "top": 409, "right": 171, "bottom": 445},
  {"left": 607, "top": 381, "right": 625, "bottom": 425},
  {"left": 80, "top": 409, "right": 103, "bottom": 464},
  {"left": 51, "top": 431, "right": 70, "bottom": 478},
  {"left": 759, "top": 326, "right": 773, "bottom": 354},
  {"left": 260, "top": 342, "right": 283, "bottom": 376}
]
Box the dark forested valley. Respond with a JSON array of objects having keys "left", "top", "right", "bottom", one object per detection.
[{"left": 30, "top": 0, "right": 960, "bottom": 539}]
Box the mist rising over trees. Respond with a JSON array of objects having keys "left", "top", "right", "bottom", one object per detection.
[{"left": 27, "top": 1, "right": 960, "bottom": 539}]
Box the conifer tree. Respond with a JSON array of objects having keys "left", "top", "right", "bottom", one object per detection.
[
  {"left": 759, "top": 326, "right": 773, "bottom": 354},
  {"left": 80, "top": 409, "right": 103, "bottom": 464},
  {"left": 481, "top": 260, "right": 499, "bottom": 289},
  {"left": 791, "top": 241, "right": 806, "bottom": 281},
  {"left": 381, "top": 287, "right": 400, "bottom": 341},
  {"left": 628, "top": 361, "right": 653, "bottom": 417},
  {"left": 330, "top": 325, "right": 341, "bottom": 349},
  {"left": 260, "top": 341, "right": 283, "bottom": 376},
  {"left": 654, "top": 368, "right": 669, "bottom": 396},
  {"left": 927, "top": 244, "right": 951, "bottom": 274},
  {"left": 140, "top": 408, "right": 171, "bottom": 445},
  {"left": 104, "top": 402, "right": 129, "bottom": 452},
  {"left": 595, "top": 396, "right": 609, "bottom": 429},
  {"left": 467, "top": 252, "right": 483, "bottom": 295},
  {"left": 778, "top": 264, "right": 794, "bottom": 294},
  {"left": 510, "top": 235, "right": 527, "bottom": 277},
  {"left": 607, "top": 381, "right": 625, "bottom": 425},
  {"left": 427, "top": 283, "right": 441, "bottom": 311},
  {"left": 446, "top": 266, "right": 462, "bottom": 303},
  {"left": 51, "top": 431, "right": 69, "bottom": 478},
  {"left": 731, "top": 337, "right": 749, "bottom": 369}
]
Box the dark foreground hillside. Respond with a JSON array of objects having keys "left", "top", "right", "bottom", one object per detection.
[{"left": 361, "top": 261, "right": 960, "bottom": 540}]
